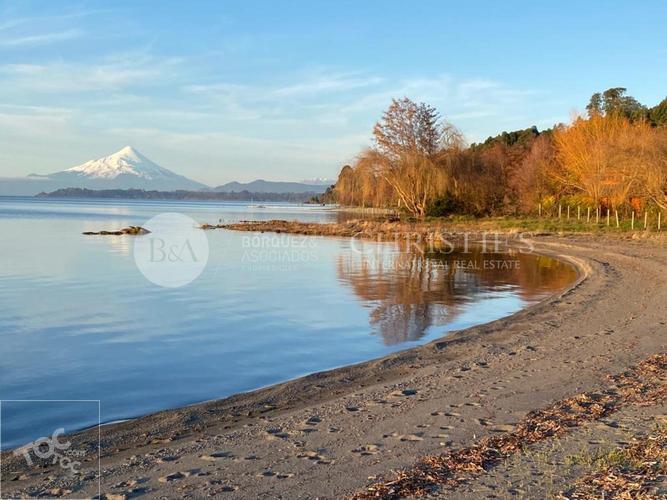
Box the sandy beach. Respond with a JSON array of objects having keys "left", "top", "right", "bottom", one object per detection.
[{"left": 2, "top": 227, "right": 665, "bottom": 499}]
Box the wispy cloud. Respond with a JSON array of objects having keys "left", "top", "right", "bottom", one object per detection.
[
  {"left": 0, "top": 28, "right": 82, "bottom": 47},
  {"left": 0, "top": 53, "right": 182, "bottom": 92},
  {"left": 273, "top": 74, "right": 385, "bottom": 97}
]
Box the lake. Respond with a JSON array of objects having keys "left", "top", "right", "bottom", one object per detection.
[{"left": 0, "top": 197, "right": 576, "bottom": 449}]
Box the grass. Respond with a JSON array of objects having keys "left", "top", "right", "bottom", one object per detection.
[
  {"left": 426, "top": 214, "right": 663, "bottom": 234},
  {"left": 564, "top": 422, "right": 667, "bottom": 499},
  {"left": 565, "top": 445, "right": 647, "bottom": 469}
]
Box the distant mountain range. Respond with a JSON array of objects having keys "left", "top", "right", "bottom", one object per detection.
[
  {"left": 0, "top": 146, "right": 332, "bottom": 196},
  {"left": 215, "top": 179, "right": 327, "bottom": 194}
]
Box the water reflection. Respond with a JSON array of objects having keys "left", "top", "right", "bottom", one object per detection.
[
  {"left": 337, "top": 242, "right": 576, "bottom": 345},
  {"left": 0, "top": 197, "right": 579, "bottom": 449}
]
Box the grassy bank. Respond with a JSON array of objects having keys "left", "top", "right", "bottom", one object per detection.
[{"left": 420, "top": 214, "right": 666, "bottom": 236}]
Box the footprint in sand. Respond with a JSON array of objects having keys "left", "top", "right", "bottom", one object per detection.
[
  {"left": 200, "top": 451, "right": 234, "bottom": 461},
  {"left": 305, "top": 416, "right": 322, "bottom": 425},
  {"left": 475, "top": 418, "right": 493, "bottom": 426},
  {"left": 265, "top": 428, "right": 291, "bottom": 439},
  {"left": 113, "top": 477, "right": 149, "bottom": 489},
  {"left": 351, "top": 444, "right": 381, "bottom": 456},
  {"left": 258, "top": 470, "right": 295, "bottom": 479},
  {"left": 217, "top": 485, "right": 238, "bottom": 492},
  {"left": 389, "top": 389, "right": 418, "bottom": 398},
  {"left": 158, "top": 472, "right": 185, "bottom": 483},
  {"left": 399, "top": 433, "right": 424, "bottom": 442},
  {"left": 183, "top": 468, "right": 205, "bottom": 477},
  {"left": 297, "top": 450, "right": 335, "bottom": 464}
]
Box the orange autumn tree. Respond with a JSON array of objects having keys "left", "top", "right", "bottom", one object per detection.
[
  {"left": 553, "top": 113, "right": 666, "bottom": 209},
  {"left": 370, "top": 98, "right": 464, "bottom": 217}
]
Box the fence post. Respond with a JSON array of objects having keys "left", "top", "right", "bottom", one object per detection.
[
  {"left": 567, "top": 206, "right": 570, "bottom": 219},
  {"left": 606, "top": 208, "right": 610, "bottom": 226},
  {"left": 659, "top": 212, "right": 662, "bottom": 231},
  {"left": 538, "top": 203, "right": 542, "bottom": 217},
  {"left": 615, "top": 210, "right": 619, "bottom": 228},
  {"left": 577, "top": 206, "right": 581, "bottom": 220},
  {"left": 587, "top": 207, "right": 590, "bottom": 222},
  {"left": 644, "top": 211, "right": 648, "bottom": 230},
  {"left": 631, "top": 211, "right": 635, "bottom": 230},
  {"left": 596, "top": 207, "right": 600, "bottom": 224},
  {"left": 558, "top": 204, "right": 562, "bottom": 219}
]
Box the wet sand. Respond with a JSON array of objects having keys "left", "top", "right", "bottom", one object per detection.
[{"left": 1, "top": 228, "right": 665, "bottom": 499}]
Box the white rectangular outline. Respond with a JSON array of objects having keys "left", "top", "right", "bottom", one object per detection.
[{"left": 0, "top": 400, "right": 101, "bottom": 500}]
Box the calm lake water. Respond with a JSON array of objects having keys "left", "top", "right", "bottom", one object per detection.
[{"left": 0, "top": 197, "right": 576, "bottom": 449}]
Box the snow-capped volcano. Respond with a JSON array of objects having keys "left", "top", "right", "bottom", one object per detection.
[
  {"left": 31, "top": 146, "right": 208, "bottom": 191},
  {"left": 64, "top": 146, "right": 178, "bottom": 181}
]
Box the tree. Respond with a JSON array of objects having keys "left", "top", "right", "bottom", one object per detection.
[
  {"left": 553, "top": 113, "right": 665, "bottom": 208},
  {"left": 511, "top": 134, "right": 556, "bottom": 212},
  {"left": 586, "top": 87, "right": 648, "bottom": 121},
  {"left": 650, "top": 97, "right": 667, "bottom": 127},
  {"left": 333, "top": 165, "right": 355, "bottom": 205},
  {"left": 586, "top": 93, "right": 603, "bottom": 116},
  {"left": 372, "top": 97, "right": 462, "bottom": 159},
  {"left": 367, "top": 98, "right": 463, "bottom": 216}
]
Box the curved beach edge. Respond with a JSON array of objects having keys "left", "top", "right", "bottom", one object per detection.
[{"left": 3, "top": 232, "right": 665, "bottom": 500}]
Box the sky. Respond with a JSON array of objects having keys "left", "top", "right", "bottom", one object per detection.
[{"left": 0, "top": 0, "right": 665, "bottom": 186}]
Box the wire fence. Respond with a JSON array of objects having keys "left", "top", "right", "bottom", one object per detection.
[{"left": 537, "top": 203, "right": 663, "bottom": 231}]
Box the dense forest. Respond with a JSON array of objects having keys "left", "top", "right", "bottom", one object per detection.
[{"left": 329, "top": 88, "right": 667, "bottom": 217}]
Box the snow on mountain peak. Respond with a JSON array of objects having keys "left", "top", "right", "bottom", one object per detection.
[{"left": 64, "top": 146, "right": 175, "bottom": 180}]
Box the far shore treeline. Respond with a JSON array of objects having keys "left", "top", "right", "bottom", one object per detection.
[
  {"left": 38, "top": 188, "right": 320, "bottom": 203},
  {"left": 322, "top": 88, "right": 667, "bottom": 217}
]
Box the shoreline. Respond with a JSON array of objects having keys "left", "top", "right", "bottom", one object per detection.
[
  {"left": 2, "top": 227, "right": 665, "bottom": 499},
  {"left": 2, "top": 233, "right": 581, "bottom": 449}
]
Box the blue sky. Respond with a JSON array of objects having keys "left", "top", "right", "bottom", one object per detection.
[{"left": 0, "top": 0, "right": 665, "bottom": 185}]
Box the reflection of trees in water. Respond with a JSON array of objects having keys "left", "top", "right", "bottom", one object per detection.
[{"left": 337, "top": 244, "right": 577, "bottom": 346}]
